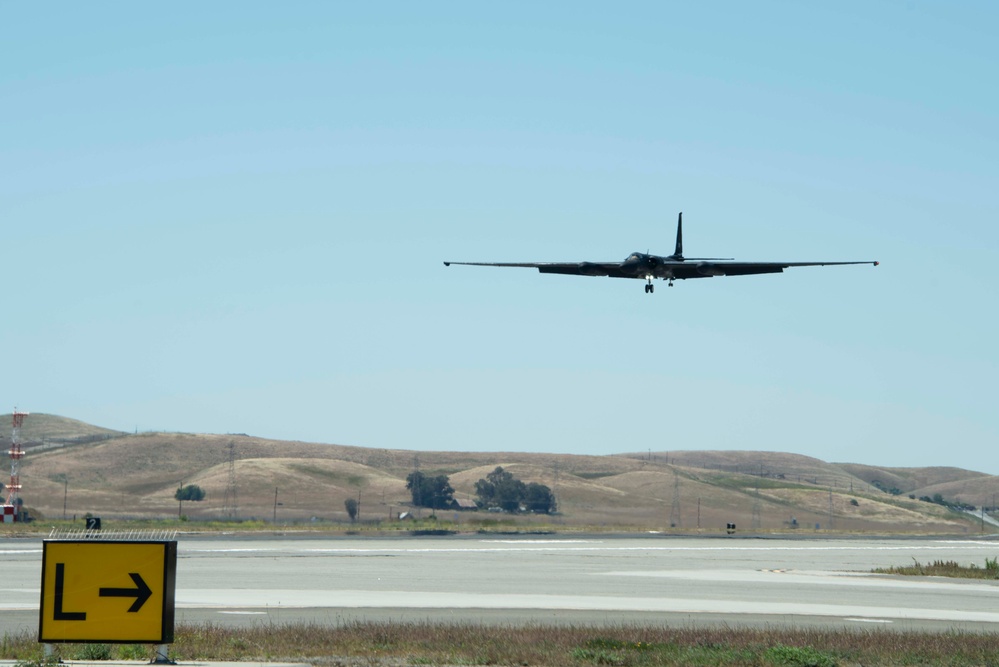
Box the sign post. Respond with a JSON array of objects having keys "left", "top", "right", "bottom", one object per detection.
[{"left": 39, "top": 540, "right": 177, "bottom": 644}]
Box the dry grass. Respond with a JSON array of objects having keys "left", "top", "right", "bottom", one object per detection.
[
  {"left": 874, "top": 558, "right": 999, "bottom": 580},
  {"left": 9, "top": 412, "right": 123, "bottom": 443},
  {"left": 839, "top": 462, "right": 993, "bottom": 493},
  {"left": 6, "top": 622, "right": 999, "bottom": 666}
]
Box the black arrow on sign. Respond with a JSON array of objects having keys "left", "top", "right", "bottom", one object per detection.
[{"left": 99, "top": 573, "right": 152, "bottom": 612}]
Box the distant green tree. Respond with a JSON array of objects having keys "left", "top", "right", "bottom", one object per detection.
[
  {"left": 475, "top": 467, "right": 524, "bottom": 511},
  {"left": 473, "top": 469, "right": 501, "bottom": 508},
  {"left": 406, "top": 471, "right": 455, "bottom": 510},
  {"left": 474, "top": 467, "right": 553, "bottom": 513},
  {"left": 344, "top": 497, "right": 359, "bottom": 522},
  {"left": 175, "top": 484, "right": 206, "bottom": 501},
  {"left": 174, "top": 484, "right": 206, "bottom": 518},
  {"left": 523, "top": 482, "right": 557, "bottom": 513}
]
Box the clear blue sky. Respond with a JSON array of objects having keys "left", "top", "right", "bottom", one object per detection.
[{"left": 3, "top": 3, "right": 997, "bottom": 473}]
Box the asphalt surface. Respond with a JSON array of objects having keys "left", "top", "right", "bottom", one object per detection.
[{"left": 3, "top": 533, "right": 998, "bottom": 637}]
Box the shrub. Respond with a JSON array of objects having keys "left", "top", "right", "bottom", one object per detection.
[
  {"left": 765, "top": 643, "right": 836, "bottom": 667},
  {"left": 72, "top": 644, "right": 113, "bottom": 661},
  {"left": 118, "top": 644, "right": 149, "bottom": 660}
]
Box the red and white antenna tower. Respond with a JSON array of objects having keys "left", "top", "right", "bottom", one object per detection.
[{"left": 5, "top": 409, "right": 28, "bottom": 519}]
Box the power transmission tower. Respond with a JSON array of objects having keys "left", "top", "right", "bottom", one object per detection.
[
  {"left": 751, "top": 481, "right": 762, "bottom": 530},
  {"left": 221, "top": 440, "right": 238, "bottom": 520},
  {"left": 412, "top": 455, "right": 421, "bottom": 517},
  {"left": 668, "top": 471, "right": 682, "bottom": 528},
  {"left": 551, "top": 461, "right": 560, "bottom": 512}
]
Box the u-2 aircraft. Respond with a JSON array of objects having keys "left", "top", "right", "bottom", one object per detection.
[{"left": 444, "top": 212, "right": 878, "bottom": 293}]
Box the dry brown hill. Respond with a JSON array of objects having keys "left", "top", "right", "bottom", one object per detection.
[
  {"left": 909, "top": 477, "right": 998, "bottom": 509},
  {"left": 6, "top": 415, "right": 997, "bottom": 534},
  {"left": 3, "top": 412, "right": 124, "bottom": 445},
  {"left": 836, "top": 463, "right": 990, "bottom": 493},
  {"left": 624, "top": 450, "right": 873, "bottom": 491},
  {"left": 836, "top": 462, "right": 993, "bottom": 502}
]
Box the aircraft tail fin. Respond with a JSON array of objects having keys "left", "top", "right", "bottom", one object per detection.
[
  {"left": 673, "top": 212, "right": 683, "bottom": 259},
  {"left": 673, "top": 212, "right": 734, "bottom": 261}
]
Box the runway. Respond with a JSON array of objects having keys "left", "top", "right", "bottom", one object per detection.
[{"left": 3, "top": 534, "right": 998, "bottom": 636}]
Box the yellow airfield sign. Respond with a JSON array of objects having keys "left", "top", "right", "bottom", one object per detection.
[{"left": 39, "top": 540, "right": 177, "bottom": 643}]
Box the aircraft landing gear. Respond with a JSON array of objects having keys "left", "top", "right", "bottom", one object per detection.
[
  {"left": 644, "top": 280, "right": 654, "bottom": 294},
  {"left": 668, "top": 278, "right": 674, "bottom": 288}
]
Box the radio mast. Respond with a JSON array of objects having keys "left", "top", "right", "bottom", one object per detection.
[{"left": 3, "top": 409, "right": 28, "bottom": 522}]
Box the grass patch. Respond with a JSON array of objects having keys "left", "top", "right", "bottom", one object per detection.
[
  {"left": 4, "top": 622, "right": 999, "bottom": 666},
  {"left": 707, "top": 474, "right": 820, "bottom": 492},
  {"left": 764, "top": 643, "right": 836, "bottom": 666},
  {"left": 287, "top": 464, "right": 365, "bottom": 487},
  {"left": 873, "top": 558, "right": 999, "bottom": 579},
  {"left": 70, "top": 643, "right": 114, "bottom": 661}
]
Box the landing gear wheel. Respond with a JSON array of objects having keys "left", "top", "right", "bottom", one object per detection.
[{"left": 644, "top": 283, "right": 654, "bottom": 294}]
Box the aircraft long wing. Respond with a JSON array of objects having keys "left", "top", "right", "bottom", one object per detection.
[
  {"left": 668, "top": 260, "right": 879, "bottom": 279},
  {"left": 444, "top": 259, "right": 878, "bottom": 280},
  {"left": 443, "top": 212, "right": 878, "bottom": 294},
  {"left": 443, "top": 261, "right": 633, "bottom": 278}
]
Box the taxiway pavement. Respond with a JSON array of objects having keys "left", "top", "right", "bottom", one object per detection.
[{"left": 2, "top": 533, "right": 997, "bottom": 636}]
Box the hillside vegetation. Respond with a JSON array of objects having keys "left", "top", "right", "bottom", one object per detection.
[{"left": 5, "top": 413, "right": 997, "bottom": 534}]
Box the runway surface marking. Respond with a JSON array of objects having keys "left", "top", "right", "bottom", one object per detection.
[
  {"left": 173, "top": 588, "right": 999, "bottom": 624},
  {"left": 218, "top": 611, "right": 268, "bottom": 615},
  {"left": 600, "top": 569, "right": 999, "bottom": 592},
  {"left": 181, "top": 543, "right": 999, "bottom": 555},
  {"left": 8, "top": 568, "right": 994, "bottom": 610}
]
